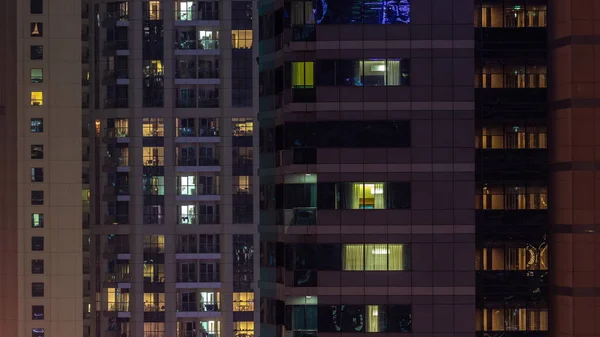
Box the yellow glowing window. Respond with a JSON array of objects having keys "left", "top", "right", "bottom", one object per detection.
[
  {"left": 347, "top": 182, "right": 386, "bottom": 209},
  {"left": 233, "top": 322, "right": 254, "bottom": 337},
  {"left": 232, "top": 30, "right": 252, "bottom": 49},
  {"left": 30, "top": 92, "right": 43, "bottom": 106},
  {"left": 366, "top": 305, "right": 382, "bottom": 332},
  {"left": 149, "top": 1, "right": 161, "bottom": 20},
  {"left": 291, "top": 62, "right": 314, "bottom": 88},
  {"left": 343, "top": 243, "right": 407, "bottom": 271},
  {"left": 233, "top": 292, "right": 254, "bottom": 311}
]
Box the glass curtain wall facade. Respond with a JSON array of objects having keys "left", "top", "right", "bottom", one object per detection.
[
  {"left": 474, "top": 0, "right": 549, "bottom": 336},
  {"left": 86, "top": 1, "right": 259, "bottom": 337},
  {"left": 259, "top": 1, "right": 476, "bottom": 337}
]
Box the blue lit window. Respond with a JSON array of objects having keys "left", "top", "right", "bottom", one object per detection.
[{"left": 311, "top": 0, "right": 410, "bottom": 24}]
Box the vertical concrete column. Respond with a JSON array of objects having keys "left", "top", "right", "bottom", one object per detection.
[
  {"left": 549, "top": 1, "right": 600, "bottom": 336},
  {"left": 127, "top": 2, "right": 145, "bottom": 337},
  {"left": 163, "top": 1, "right": 175, "bottom": 109}
]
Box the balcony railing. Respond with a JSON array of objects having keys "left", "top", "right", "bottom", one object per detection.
[
  {"left": 177, "top": 302, "right": 220, "bottom": 312},
  {"left": 177, "top": 157, "right": 220, "bottom": 166},
  {"left": 177, "top": 273, "right": 220, "bottom": 283},
  {"left": 108, "top": 302, "right": 130, "bottom": 312},
  {"left": 175, "top": 10, "right": 219, "bottom": 21},
  {"left": 176, "top": 69, "right": 219, "bottom": 79},
  {"left": 177, "top": 243, "right": 220, "bottom": 254},
  {"left": 104, "top": 40, "right": 128, "bottom": 51},
  {"left": 104, "top": 98, "right": 128, "bottom": 109},
  {"left": 105, "top": 273, "right": 131, "bottom": 283},
  {"left": 178, "top": 214, "right": 220, "bottom": 225},
  {"left": 105, "top": 243, "right": 130, "bottom": 254}
]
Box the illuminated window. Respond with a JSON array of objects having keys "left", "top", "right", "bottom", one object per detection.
[
  {"left": 477, "top": 186, "right": 547, "bottom": 210},
  {"left": 291, "top": 62, "right": 314, "bottom": 88},
  {"left": 480, "top": 308, "right": 548, "bottom": 331},
  {"left": 343, "top": 243, "right": 408, "bottom": 271},
  {"left": 178, "top": 204, "right": 196, "bottom": 224},
  {"left": 143, "top": 323, "right": 165, "bottom": 337},
  {"left": 30, "top": 92, "right": 43, "bottom": 106},
  {"left": 31, "top": 213, "right": 44, "bottom": 228},
  {"left": 175, "top": 1, "right": 195, "bottom": 20},
  {"left": 144, "top": 293, "right": 166, "bottom": 311},
  {"left": 478, "top": 246, "right": 548, "bottom": 271},
  {"left": 143, "top": 175, "right": 165, "bottom": 195},
  {"left": 199, "top": 30, "right": 219, "bottom": 49},
  {"left": 177, "top": 175, "right": 197, "bottom": 195},
  {"left": 142, "top": 118, "right": 165, "bottom": 137},
  {"left": 233, "top": 292, "right": 254, "bottom": 311},
  {"left": 143, "top": 263, "right": 165, "bottom": 283},
  {"left": 144, "top": 1, "right": 162, "bottom": 20},
  {"left": 30, "top": 119, "right": 43, "bottom": 132},
  {"left": 344, "top": 182, "right": 386, "bottom": 209},
  {"left": 233, "top": 176, "right": 251, "bottom": 194},
  {"left": 143, "top": 235, "right": 165, "bottom": 253},
  {"left": 143, "top": 60, "right": 164, "bottom": 77},
  {"left": 142, "top": 147, "right": 165, "bottom": 166},
  {"left": 366, "top": 305, "right": 385, "bottom": 332},
  {"left": 233, "top": 322, "right": 254, "bottom": 337},
  {"left": 107, "top": 288, "right": 130, "bottom": 311},
  {"left": 30, "top": 22, "right": 43, "bottom": 37},
  {"left": 200, "top": 291, "right": 220, "bottom": 311},
  {"left": 232, "top": 30, "right": 252, "bottom": 49},
  {"left": 232, "top": 117, "right": 253, "bottom": 136},
  {"left": 30, "top": 68, "right": 43, "bottom": 83}
]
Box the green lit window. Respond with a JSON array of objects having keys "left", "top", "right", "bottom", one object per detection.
[{"left": 291, "top": 62, "right": 314, "bottom": 88}]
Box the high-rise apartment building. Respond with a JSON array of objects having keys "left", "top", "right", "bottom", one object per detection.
[
  {"left": 258, "top": 1, "right": 478, "bottom": 337},
  {"left": 475, "top": 0, "right": 549, "bottom": 335},
  {"left": 84, "top": 1, "right": 259, "bottom": 337},
  {"left": 0, "top": 0, "right": 84, "bottom": 336}
]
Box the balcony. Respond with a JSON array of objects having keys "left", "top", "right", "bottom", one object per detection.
[
  {"left": 175, "top": 9, "right": 219, "bottom": 22},
  {"left": 177, "top": 273, "right": 220, "bottom": 283},
  {"left": 102, "top": 10, "right": 129, "bottom": 27},
  {"left": 105, "top": 243, "right": 130, "bottom": 255},
  {"left": 104, "top": 273, "right": 131, "bottom": 283},
  {"left": 104, "top": 126, "right": 129, "bottom": 139},
  {"left": 104, "top": 214, "right": 129, "bottom": 225},
  {"left": 177, "top": 243, "right": 220, "bottom": 254},
  {"left": 107, "top": 302, "right": 130, "bottom": 312},
  {"left": 178, "top": 213, "right": 220, "bottom": 225},
  {"left": 284, "top": 207, "right": 317, "bottom": 226},
  {"left": 104, "top": 98, "right": 128, "bottom": 109},
  {"left": 103, "top": 69, "right": 129, "bottom": 85},
  {"left": 103, "top": 40, "right": 129, "bottom": 57},
  {"left": 177, "top": 157, "right": 220, "bottom": 166}
]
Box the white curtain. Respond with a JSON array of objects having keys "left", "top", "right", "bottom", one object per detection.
[
  {"left": 386, "top": 60, "right": 401, "bottom": 85},
  {"left": 373, "top": 183, "right": 386, "bottom": 209},
  {"left": 365, "top": 244, "right": 387, "bottom": 270},
  {"left": 343, "top": 244, "right": 364, "bottom": 270}
]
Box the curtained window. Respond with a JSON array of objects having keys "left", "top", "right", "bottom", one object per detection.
[
  {"left": 343, "top": 244, "right": 407, "bottom": 271},
  {"left": 344, "top": 182, "right": 386, "bottom": 209},
  {"left": 343, "top": 244, "right": 364, "bottom": 270}
]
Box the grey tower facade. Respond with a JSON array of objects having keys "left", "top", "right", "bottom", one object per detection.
[{"left": 86, "top": 1, "right": 260, "bottom": 337}]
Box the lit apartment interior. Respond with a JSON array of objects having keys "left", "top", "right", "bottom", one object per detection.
[
  {"left": 476, "top": 3, "right": 546, "bottom": 28},
  {"left": 476, "top": 126, "right": 547, "bottom": 149},
  {"left": 477, "top": 186, "right": 548, "bottom": 210}
]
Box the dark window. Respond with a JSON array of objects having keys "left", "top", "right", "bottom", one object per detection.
[
  {"left": 31, "top": 213, "right": 44, "bottom": 228},
  {"left": 30, "top": 23, "right": 43, "bottom": 37},
  {"left": 232, "top": 50, "right": 253, "bottom": 107},
  {"left": 285, "top": 305, "right": 318, "bottom": 330},
  {"left": 318, "top": 244, "right": 341, "bottom": 270},
  {"left": 317, "top": 305, "right": 365, "bottom": 332},
  {"left": 32, "top": 328, "right": 45, "bottom": 337},
  {"left": 30, "top": 118, "right": 43, "bottom": 132},
  {"left": 31, "top": 282, "right": 44, "bottom": 297},
  {"left": 31, "top": 237, "right": 44, "bottom": 251},
  {"left": 30, "top": 45, "right": 43, "bottom": 60},
  {"left": 388, "top": 305, "right": 412, "bottom": 332},
  {"left": 31, "top": 168, "right": 44, "bottom": 182},
  {"left": 281, "top": 121, "right": 411, "bottom": 149},
  {"left": 31, "top": 191, "right": 44, "bottom": 205},
  {"left": 30, "top": 0, "right": 43, "bottom": 14},
  {"left": 31, "top": 145, "right": 43, "bottom": 159},
  {"left": 232, "top": 204, "right": 253, "bottom": 224},
  {"left": 233, "top": 234, "right": 254, "bottom": 291},
  {"left": 31, "top": 260, "right": 44, "bottom": 274},
  {"left": 32, "top": 305, "right": 44, "bottom": 320}
]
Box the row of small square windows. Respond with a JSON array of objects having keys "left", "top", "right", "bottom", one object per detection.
[{"left": 30, "top": 6, "right": 45, "bottom": 322}]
